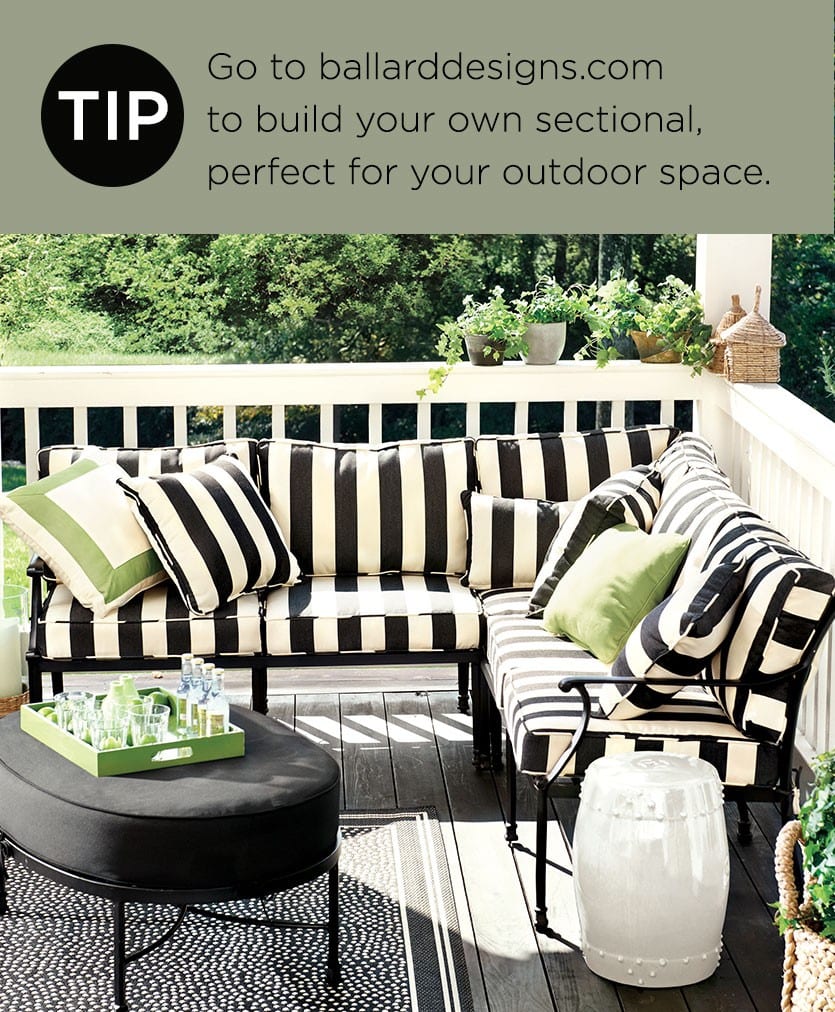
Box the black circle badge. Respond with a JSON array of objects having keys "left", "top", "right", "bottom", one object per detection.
[{"left": 41, "top": 45, "right": 184, "bottom": 186}]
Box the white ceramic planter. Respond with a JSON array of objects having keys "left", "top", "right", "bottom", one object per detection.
[
  {"left": 573, "top": 753, "right": 729, "bottom": 988},
  {"left": 521, "top": 322, "right": 566, "bottom": 365}
]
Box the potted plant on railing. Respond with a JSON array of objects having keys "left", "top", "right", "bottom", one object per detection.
[
  {"left": 774, "top": 749, "right": 835, "bottom": 1009},
  {"left": 578, "top": 274, "right": 714, "bottom": 374},
  {"left": 516, "top": 278, "right": 592, "bottom": 365},
  {"left": 577, "top": 273, "right": 650, "bottom": 366},
  {"left": 631, "top": 276, "right": 714, "bottom": 372},
  {"left": 420, "top": 286, "right": 527, "bottom": 395}
]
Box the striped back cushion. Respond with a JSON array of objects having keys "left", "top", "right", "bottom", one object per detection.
[
  {"left": 475, "top": 425, "right": 678, "bottom": 500},
  {"left": 706, "top": 541, "right": 835, "bottom": 743},
  {"left": 39, "top": 440, "right": 260, "bottom": 483},
  {"left": 460, "top": 491, "right": 574, "bottom": 590},
  {"left": 654, "top": 441, "right": 835, "bottom": 742},
  {"left": 258, "top": 438, "right": 477, "bottom": 576}
]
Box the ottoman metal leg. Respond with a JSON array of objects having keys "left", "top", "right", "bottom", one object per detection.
[
  {"left": 326, "top": 863, "right": 340, "bottom": 987},
  {"left": 457, "top": 662, "right": 470, "bottom": 714},
  {"left": 0, "top": 838, "right": 8, "bottom": 916},
  {"left": 113, "top": 900, "right": 129, "bottom": 1012}
]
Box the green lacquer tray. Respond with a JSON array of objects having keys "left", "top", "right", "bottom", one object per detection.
[{"left": 20, "top": 688, "right": 245, "bottom": 777}]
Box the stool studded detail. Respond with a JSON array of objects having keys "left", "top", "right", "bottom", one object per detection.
[
  {"left": 572, "top": 753, "right": 730, "bottom": 988},
  {"left": 0, "top": 706, "right": 342, "bottom": 1011}
]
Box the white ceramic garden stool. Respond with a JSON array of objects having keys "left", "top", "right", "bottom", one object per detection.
[{"left": 572, "top": 752, "right": 730, "bottom": 988}]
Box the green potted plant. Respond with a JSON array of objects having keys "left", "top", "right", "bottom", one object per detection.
[
  {"left": 420, "top": 286, "right": 526, "bottom": 395},
  {"left": 579, "top": 273, "right": 714, "bottom": 373},
  {"left": 516, "top": 278, "right": 591, "bottom": 365},
  {"left": 632, "top": 276, "right": 714, "bottom": 372},
  {"left": 774, "top": 749, "right": 835, "bottom": 1009},
  {"left": 576, "top": 273, "right": 650, "bottom": 366}
]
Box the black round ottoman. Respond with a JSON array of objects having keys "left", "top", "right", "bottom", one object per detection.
[{"left": 0, "top": 705, "right": 341, "bottom": 1010}]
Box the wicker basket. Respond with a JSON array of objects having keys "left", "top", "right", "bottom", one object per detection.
[
  {"left": 775, "top": 820, "right": 835, "bottom": 1011},
  {"left": 708, "top": 294, "right": 746, "bottom": 374},
  {"left": 721, "top": 285, "right": 786, "bottom": 383},
  {"left": 0, "top": 687, "right": 29, "bottom": 717}
]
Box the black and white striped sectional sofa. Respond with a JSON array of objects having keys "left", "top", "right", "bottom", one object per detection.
[
  {"left": 25, "top": 426, "right": 676, "bottom": 713},
  {"left": 475, "top": 432, "right": 835, "bottom": 932}
]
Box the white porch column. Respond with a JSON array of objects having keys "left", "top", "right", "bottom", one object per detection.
[{"left": 695, "top": 234, "right": 773, "bottom": 326}]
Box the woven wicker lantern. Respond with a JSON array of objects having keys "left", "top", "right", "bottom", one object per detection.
[
  {"left": 708, "top": 294, "right": 746, "bottom": 374},
  {"left": 720, "top": 285, "right": 786, "bottom": 383}
]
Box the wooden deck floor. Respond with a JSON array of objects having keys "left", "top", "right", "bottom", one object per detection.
[
  {"left": 55, "top": 669, "right": 786, "bottom": 1010},
  {"left": 265, "top": 686, "right": 786, "bottom": 1012}
]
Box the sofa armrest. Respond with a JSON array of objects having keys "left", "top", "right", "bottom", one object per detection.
[{"left": 557, "top": 670, "right": 801, "bottom": 694}]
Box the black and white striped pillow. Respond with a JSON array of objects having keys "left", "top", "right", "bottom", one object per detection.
[
  {"left": 460, "top": 491, "right": 574, "bottom": 590},
  {"left": 39, "top": 439, "right": 260, "bottom": 481},
  {"left": 257, "top": 438, "right": 477, "bottom": 576},
  {"left": 475, "top": 425, "right": 678, "bottom": 500},
  {"left": 598, "top": 558, "right": 748, "bottom": 719},
  {"left": 118, "top": 455, "right": 300, "bottom": 615},
  {"left": 528, "top": 465, "right": 664, "bottom": 617},
  {"left": 706, "top": 543, "right": 835, "bottom": 744}
]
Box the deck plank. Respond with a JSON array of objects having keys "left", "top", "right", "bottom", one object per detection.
[
  {"left": 338, "top": 691, "right": 396, "bottom": 810},
  {"left": 505, "top": 776, "right": 624, "bottom": 1012},
  {"left": 293, "top": 692, "right": 345, "bottom": 806},
  {"left": 385, "top": 691, "right": 491, "bottom": 1012},
  {"left": 428, "top": 690, "right": 559, "bottom": 1012}
]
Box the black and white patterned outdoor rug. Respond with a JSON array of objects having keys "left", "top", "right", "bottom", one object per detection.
[{"left": 0, "top": 809, "right": 474, "bottom": 1012}]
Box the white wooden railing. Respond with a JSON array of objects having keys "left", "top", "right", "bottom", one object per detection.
[{"left": 1, "top": 361, "right": 833, "bottom": 760}]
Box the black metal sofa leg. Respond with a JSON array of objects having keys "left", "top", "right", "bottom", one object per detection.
[
  {"left": 534, "top": 781, "right": 550, "bottom": 932},
  {"left": 457, "top": 662, "right": 470, "bottom": 714},
  {"left": 470, "top": 664, "right": 491, "bottom": 768},
  {"left": 505, "top": 739, "right": 518, "bottom": 843},
  {"left": 251, "top": 666, "right": 268, "bottom": 715},
  {"left": 736, "top": 800, "right": 753, "bottom": 844}
]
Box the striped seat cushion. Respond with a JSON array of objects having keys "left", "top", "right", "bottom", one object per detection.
[
  {"left": 501, "top": 672, "right": 779, "bottom": 788},
  {"left": 484, "top": 607, "right": 607, "bottom": 709},
  {"left": 258, "top": 438, "right": 477, "bottom": 576},
  {"left": 36, "top": 582, "right": 263, "bottom": 660},
  {"left": 475, "top": 425, "right": 678, "bottom": 500},
  {"left": 460, "top": 491, "right": 573, "bottom": 590},
  {"left": 264, "top": 574, "right": 482, "bottom": 655},
  {"left": 38, "top": 439, "right": 260, "bottom": 482}
]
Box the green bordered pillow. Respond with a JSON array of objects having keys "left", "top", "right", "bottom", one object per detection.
[
  {"left": 118, "top": 454, "right": 301, "bottom": 615},
  {"left": 0, "top": 458, "right": 166, "bottom": 617},
  {"left": 460, "top": 491, "right": 574, "bottom": 590},
  {"left": 542, "top": 524, "right": 690, "bottom": 664}
]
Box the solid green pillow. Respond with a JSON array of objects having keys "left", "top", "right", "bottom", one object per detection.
[{"left": 543, "top": 524, "right": 690, "bottom": 663}]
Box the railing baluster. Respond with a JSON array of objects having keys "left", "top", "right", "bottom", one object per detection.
[
  {"left": 660, "top": 400, "right": 675, "bottom": 427},
  {"left": 465, "top": 403, "right": 480, "bottom": 437},
  {"left": 368, "top": 403, "right": 383, "bottom": 444},
  {"left": 72, "top": 407, "right": 88, "bottom": 445},
  {"left": 514, "top": 401, "right": 529, "bottom": 435},
  {"left": 222, "top": 406, "right": 236, "bottom": 441},
  {"left": 24, "top": 407, "right": 39, "bottom": 483},
  {"left": 271, "top": 406, "right": 286, "bottom": 440},
  {"left": 123, "top": 407, "right": 138, "bottom": 446},
  {"left": 563, "top": 401, "right": 578, "bottom": 433},
  {"left": 611, "top": 401, "right": 626, "bottom": 428},
  {"left": 416, "top": 400, "right": 431, "bottom": 440},
  {"left": 173, "top": 406, "right": 188, "bottom": 446},
  {"left": 320, "top": 406, "right": 334, "bottom": 443}
]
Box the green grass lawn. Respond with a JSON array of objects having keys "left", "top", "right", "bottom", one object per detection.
[{"left": 3, "top": 464, "right": 29, "bottom": 590}]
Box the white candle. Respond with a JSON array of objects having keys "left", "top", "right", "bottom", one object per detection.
[{"left": 0, "top": 617, "right": 21, "bottom": 697}]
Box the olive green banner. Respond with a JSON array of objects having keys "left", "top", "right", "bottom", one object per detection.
[{"left": 1, "top": 0, "right": 831, "bottom": 232}]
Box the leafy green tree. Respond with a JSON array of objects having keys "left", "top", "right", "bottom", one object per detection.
[{"left": 772, "top": 234, "right": 835, "bottom": 421}]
